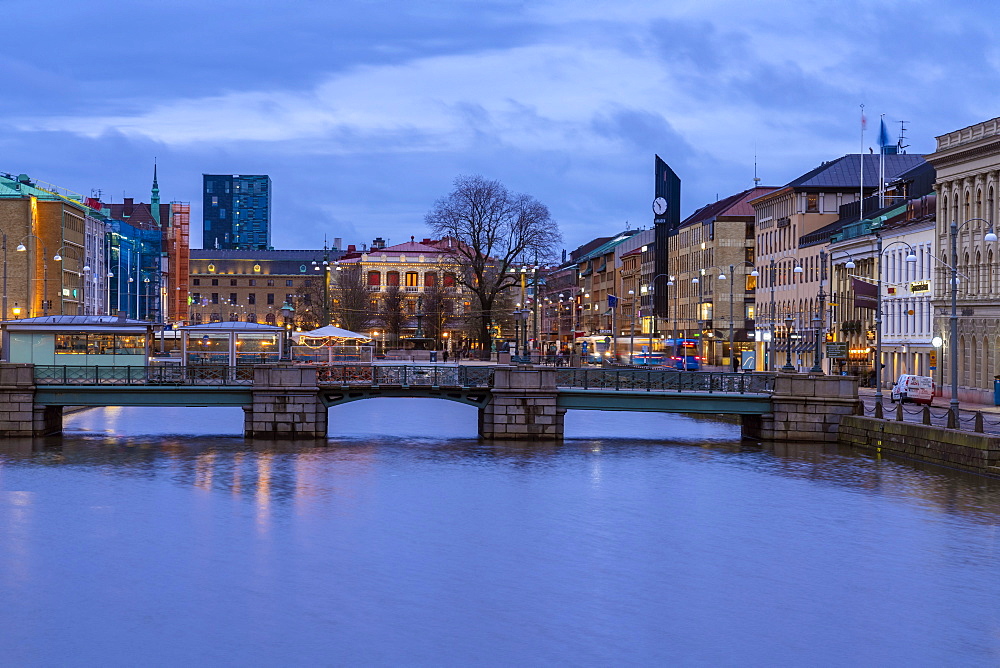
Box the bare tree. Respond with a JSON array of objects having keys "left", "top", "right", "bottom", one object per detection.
[
  {"left": 421, "top": 284, "right": 454, "bottom": 347},
  {"left": 379, "top": 284, "right": 406, "bottom": 349},
  {"left": 331, "top": 265, "right": 372, "bottom": 333},
  {"left": 425, "top": 175, "right": 560, "bottom": 353}
]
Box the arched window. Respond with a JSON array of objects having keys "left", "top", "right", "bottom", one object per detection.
[
  {"left": 443, "top": 273, "right": 456, "bottom": 288},
  {"left": 405, "top": 272, "right": 419, "bottom": 287},
  {"left": 989, "top": 186, "right": 996, "bottom": 225},
  {"left": 977, "top": 188, "right": 983, "bottom": 220},
  {"left": 265, "top": 313, "right": 275, "bottom": 325},
  {"left": 386, "top": 271, "right": 400, "bottom": 286},
  {"left": 367, "top": 271, "right": 381, "bottom": 286},
  {"left": 424, "top": 272, "right": 437, "bottom": 287}
]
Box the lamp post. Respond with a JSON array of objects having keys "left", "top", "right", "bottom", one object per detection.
[
  {"left": 767, "top": 256, "right": 804, "bottom": 371},
  {"left": 53, "top": 245, "right": 91, "bottom": 315},
  {"left": 142, "top": 277, "right": 151, "bottom": 320},
  {"left": 782, "top": 315, "right": 795, "bottom": 372},
  {"left": 729, "top": 262, "right": 759, "bottom": 372},
  {"left": 872, "top": 234, "right": 917, "bottom": 403},
  {"left": 16, "top": 235, "right": 50, "bottom": 317},
  {"left": 948, "top": 218, "right": 997, "bottom": 416},
  {"left": 810, "top": 250, "right": 828, "bottom": 374},
  {"left": 627, "top": 289, "right": 636, "bottom": 364},
  {"left": 1, "top": 231, "right": 6, "bottom": 321},
  {"left": 692, "top": 266, "right": 726, "bottom": 366}
]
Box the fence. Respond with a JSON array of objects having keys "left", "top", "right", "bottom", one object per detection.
[
  {"left": 33, "top": 365, "right": 255, "bottom": 386},
  {"left": 861, "top": 399, "right": 1000, "bottom": 435},
  {"left": 553, "top": 369, "right": 774, "bottom": 393}
]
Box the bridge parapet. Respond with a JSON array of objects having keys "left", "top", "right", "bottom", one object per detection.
[
  {"left": 479, "top": 367, "right": 564, "bottom": 440},
  {"left": 0, "top": 364, "right": 62, "bottom": 436},
  {"left": 245, "top": 364, "right": 327, "bottom": 440},
  {"left": 742, "top": 373, "right": 860, "bottom": 442}
]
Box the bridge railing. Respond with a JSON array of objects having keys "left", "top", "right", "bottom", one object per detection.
[
  {"left": 317, "top": 365, "right": 494, "bottom": 388},
  {"left": 554, "top": 369, "right": 774, "bottom": 393},
  {"left": 33, "top": 365, "right": 255, "bottom": 386}
]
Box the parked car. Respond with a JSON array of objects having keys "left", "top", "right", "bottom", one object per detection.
[{"left": 890, "top": 374, "right": 935, "bottom": 405}]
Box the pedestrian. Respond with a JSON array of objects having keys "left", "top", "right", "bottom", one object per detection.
[{"left": 442, "top": 350, "right": 449, "bottom": 364}]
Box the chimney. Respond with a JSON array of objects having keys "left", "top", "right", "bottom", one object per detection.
[
  {"left": 123, "top": 198, "right": 134, "bottom": 217},
  {"left": 422, "top": 238, "right": 432, "bottom": 245},
  {"left": 347, "top": 244, "right": 356, "bottom": 253}
]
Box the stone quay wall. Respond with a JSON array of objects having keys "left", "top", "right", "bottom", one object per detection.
[
  {"left": 244, "top": 365, "right": 328, "bottom": 440},
  {"left": 839, "top": 415, "right": 1000, "bottom": 474},
  {"left": 0, "top": 364, "right": 61, "bottom": 437}
]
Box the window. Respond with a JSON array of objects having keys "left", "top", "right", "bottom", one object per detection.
[
  {"left": 405, "top": 272, "right": 419, "bottom": 287},
  {"left": 211, "top": 279, "right": 219, "bottom": 286},
  {"left": 230, "top": 279, "right": 238, "bottom": 286},
  {"left": 211, "top": 196, "right": 219, "bottom": 206},
  {"left": 387, "top": 271, "right": 400, "bottom": 286},
  {"left": 229, "top": 293, "right": 237, "bottom": 305},
  {"left": 368, "top": 271, "right": 381, "bottom": 286},
  {"left": 424, "top": 272, "right": 437, "bottom": 287},
  {"left": 230, "top": 313, "right": 239, "bottom": 321},
  {"left": 193, "top": 278, "right": 201, "bottom": 286},
  {"left": 443, "top": 273, "right": 456, "bottom": 288},
  {"left": 210, "top": 313, "right": 222, "bottom": 323},
  {"left": 806, "top": 193, "right": 819, "bottom": 212},
  {"left": 193, "top": 313, "right": 203, "bottom": 324},
  {"left": 265, "top": 313, "right": 275, "bottom": 324},
  {"left": 206, "top": 181, "right": 213, "bottom": 194},
  {"left": 248, "top": 293, "right": 256, "bottom": 305},
  {"left": 286, "top": 280, "right": 293, "bottom": 287},
  {"left": 285, "top": 294, "right": 293, "bottom": 304},
  {"left": 211, "top": 293, "right": 219, "bottom": 304},
  {"left": 249, "top": 279, "right": 256, "bottom": 286},
  {"left": 247, "top": 313, "right": 257, "bottom": 323},
  {"left": 219, "top": 209, "right": 226, "bottom": 218},
  {"left": 191, "top": 293, "right": 201, "bottom": 303},
  {"left": 267, "top": 293, "right": 275, "bottom": 305},
  {"left": 267, "top": 279, "right": 274, "bottom": 287}
]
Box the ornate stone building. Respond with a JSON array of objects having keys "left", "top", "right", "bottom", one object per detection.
[{"left": 927, "top": 117, "right": 1000, "bottom": 403}]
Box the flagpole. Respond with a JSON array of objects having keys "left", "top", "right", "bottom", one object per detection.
[
  {"left": 860, "top": 104, "right": 865, "bottom": 222},
  {"left": 879, "top": 113, "right": 886, "bottom": 208}
]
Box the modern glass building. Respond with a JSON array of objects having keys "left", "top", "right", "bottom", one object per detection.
[
  {"left": 107, "top": 220, "right": 163, "bottom": 321},
  {"left": 202, "top": 174, "right": 272, "bottom": 251}
]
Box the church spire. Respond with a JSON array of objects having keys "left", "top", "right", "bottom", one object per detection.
[{"left": 150, "top": 160, "right": 161, "bottom": 226}]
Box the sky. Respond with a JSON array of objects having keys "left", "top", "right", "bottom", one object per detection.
[{"left": 3, "top": 0, "right": 999, "bottom": 255}]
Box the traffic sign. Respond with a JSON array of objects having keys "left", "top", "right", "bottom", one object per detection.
[{"left": 826, "top": 342, "right": 848, "bottom": 358}]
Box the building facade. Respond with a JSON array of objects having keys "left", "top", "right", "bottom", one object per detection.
[
  {"left": 203, "top": 174, "right": 272, "bottom": 251},
  {"left": 927, "top": 117, "right": 1000, "bottom": 403}
]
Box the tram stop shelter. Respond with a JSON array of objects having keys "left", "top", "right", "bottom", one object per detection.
[
  {"left": 1, "top": 315, "right": 156, "bottom": 366},
  {"left": 177, "top": 322, "right": 285, "bottom": 366}
]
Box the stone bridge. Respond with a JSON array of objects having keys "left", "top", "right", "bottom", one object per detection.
[{"left": 0, "top": 363, "right": 860, "bottom": 442}]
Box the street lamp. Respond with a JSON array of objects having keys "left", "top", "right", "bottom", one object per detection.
[
  {"left": 627, "top": 289, "right": 636, "bottom": 364},
  {"left": 143, "top": 277, "right": 151, "bottom": 320},
  {"left": 692, "top": 266, "right": 726, "bottom": 366},
  {"left": 872, "top": 233, "right": 917, "bottom": 404},
  {"left": 728, "top": 262, "right": 759, "bottom": 372},
  {"left": 16, "top": 235, "right": 50, "bottom": 316},
  {"left": 782, "top": 315, "right": 796, "bottom": 372},
  {"left": 767, "top": 255, "right": 804, "bottom": 370},
  {"left": 53, "top": 245, "right": 90, "bottom": 315},
  {"left": 947, "top": 217, "right": 997, "bottom": 417},
  {"left": 809, "top": 250, "right": 828, "bottom": 374}
]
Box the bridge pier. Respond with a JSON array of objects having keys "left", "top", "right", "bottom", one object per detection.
[
  {"left": 742, "top": 373, "right": 859, "bottom": 442},
  {"left": 0, "top": 364, "right": 62, "bottom": 437},
  {"left": 479, "top": 367, "right": 564, "bottom": 440},
  {"left": 244, "top": 365, "right": 328, "bottom": 440}
]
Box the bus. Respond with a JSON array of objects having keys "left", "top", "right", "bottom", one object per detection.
[{"left": 663, "top": 338, "right": 701, "bottom": 370}]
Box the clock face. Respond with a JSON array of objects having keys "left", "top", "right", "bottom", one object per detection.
[{"left": 652, "top": 197, "right": 668, "bottom": 215}]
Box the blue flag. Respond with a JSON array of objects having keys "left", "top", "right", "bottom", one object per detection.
[
  {"left": 878, "top": 118, "right": 896, "bottom": 154},
  {"left": 608, "top": 294, "right": 619, "bottom": 309}
]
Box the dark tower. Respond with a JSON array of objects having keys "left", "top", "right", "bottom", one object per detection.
[{"left": 652, "top": 155, "right": 681, "bottom": 320}]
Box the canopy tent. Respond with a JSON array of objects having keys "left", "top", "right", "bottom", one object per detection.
[{"left": 292, "top": 325, "right": 372, "bottom": 344}]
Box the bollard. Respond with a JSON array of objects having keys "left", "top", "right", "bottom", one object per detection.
[
  {"left": 874, "top": 401, "right": 884, "bottom": 419},
  {"left": 922, "top": 405, "right": 931, "bottom": 425},
  {"left": 975, "top": 411, "right": 984, "bottom": 433},
  {"left": 895, "top": 402, "right": 903, "bottom": 421},
  {"left": 947, "top": 408, "right": 957, "bottom": 430}
]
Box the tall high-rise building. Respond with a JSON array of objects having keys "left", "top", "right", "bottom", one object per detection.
[{"left": 202, "top": 174, "right": 271, "bottom": 251}]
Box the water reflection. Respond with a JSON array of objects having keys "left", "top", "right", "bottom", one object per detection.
[{"left": 2, "top": 404, "right": 1000, "bottom": 664}]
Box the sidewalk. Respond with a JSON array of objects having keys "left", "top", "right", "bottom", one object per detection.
[{"left": 859, "top": 387, "right": 1000, "bottom": 415}]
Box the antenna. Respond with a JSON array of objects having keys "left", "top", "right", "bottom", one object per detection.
[
  {"left": 753, "top": 145, "right": 761, "bottom": 186},
  {"left": 897, "top": 120, "right": 909, "bottom": 153}
]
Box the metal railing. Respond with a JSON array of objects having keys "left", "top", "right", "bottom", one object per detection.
[
  {"left": 316, "top": 365, "right": 494, "bottom": 388},
  {"left": 30, "top": 364, "right": 773, "bottom": 395},
  {"left": 33, "top": 365, "right": 255, "bottom": 386},
  {"left": 554, "top": 369, "right": 774, "bottom": 394}
]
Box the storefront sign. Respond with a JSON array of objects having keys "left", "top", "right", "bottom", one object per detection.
[
  {"left": 826, "top": 342, "right": 848, "bottom": 358},
  {"left": 910, "top": 280, "right": 930, "bottom": 293}
]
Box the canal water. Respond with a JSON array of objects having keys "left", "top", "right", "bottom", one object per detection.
[{"left": 1, "top": 401, "right": 999, "bottom": 666}]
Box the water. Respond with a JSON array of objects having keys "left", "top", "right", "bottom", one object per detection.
[{"left": 2, "top": 400, "right": 999, "bottom": 666}]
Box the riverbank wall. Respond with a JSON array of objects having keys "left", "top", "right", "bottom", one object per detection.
[{"left": 839, "top": 415, "right": 1000, "bottom": 474}]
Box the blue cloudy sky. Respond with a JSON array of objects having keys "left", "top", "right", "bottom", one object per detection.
[{"left": 3, "top": 0, "right": 998, "bottom": 253}]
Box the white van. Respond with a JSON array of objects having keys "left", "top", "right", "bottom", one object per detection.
[{"left": 890, "top": 374, "right": 935, "bottom": 405}]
